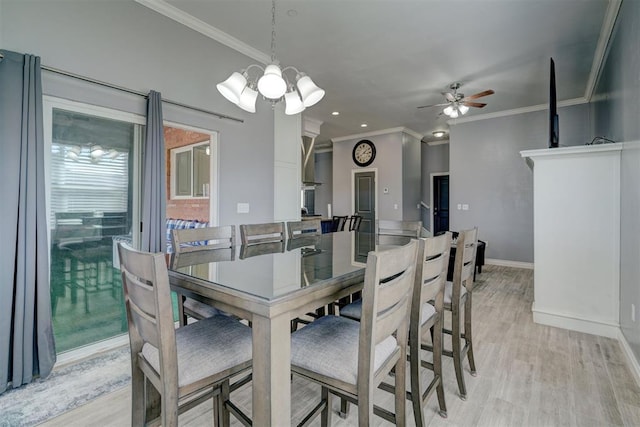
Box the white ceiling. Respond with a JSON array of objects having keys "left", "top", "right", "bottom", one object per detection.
[{"left": 138, "top": 0, "right": 617, "bottom": 144}]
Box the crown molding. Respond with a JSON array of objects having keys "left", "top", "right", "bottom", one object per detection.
[
  {"left": 135, "top": 0, "right": 270, "bottom": 64},
  {"left": 332, "top": 126, "right": 422, "bottom": 143},
  {"left": 303, "top": 117, "right": 323, "bottom": 138},
  {"left": 447, "top": 97, "right": 587, "bottom": 125},
  {"left": 584, "top": 0, "right": 622, "bottom": 101}
]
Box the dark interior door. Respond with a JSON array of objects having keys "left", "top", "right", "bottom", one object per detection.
[
  {"left": 433, "top": 175, "right": 449, "bottom": 234},
  {"left": 354, "top": 171, "right": 375, "bottom": 263}
]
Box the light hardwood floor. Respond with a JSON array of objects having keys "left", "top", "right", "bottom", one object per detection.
[{"left": 40, "top": 265, "right": 640, "bottom": 426}]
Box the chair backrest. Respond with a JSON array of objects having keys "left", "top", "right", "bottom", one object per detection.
[
  {"left": 239, "top": 241, "right": 285, "bottom": 259},
  {"left": 239, "top": 222, "right": 285, "bottom": 245},
  {"left": 452, "top": 228, "right": 478, "bottom": 294},
  {"left": 170, "top": 247, "right": 235, "bottom": 269},
  {"left": 118, "top": 243, "right": 178, "bottom": 389},
  {"left": 287, "top": 219, "right": 322, "bottom": 239},
  {"left": 358, "top": 239, "right": 418, "bottom": 392},
  {"left": 332, "top": 216, "right": 348, "bottom": 232},
  {"left": 377, "top": 220, "right": 422, "bottom": 238},
  {"left": 348, "top": 215, "right": 362, "bottom": 231},
  {"left": 411, "top": 233, "right": 452, "bottom": 329},
  {"left": 171, "top": 225, "right": 236, "bottom": 253}
]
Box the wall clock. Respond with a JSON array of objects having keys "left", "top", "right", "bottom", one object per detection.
[{"left": 352, "top": 139, "right": 376, "bottom": 167}]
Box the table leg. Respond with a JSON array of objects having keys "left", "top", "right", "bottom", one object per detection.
[{"left": 251, "top": 313, "right": 291, "bottom": 426}]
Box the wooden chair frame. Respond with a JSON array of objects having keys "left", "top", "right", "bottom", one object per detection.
[
  {"left": 118, "top": 243, "right": 251, "bottom": 427},
  {"left": 171, "top": 225, "right": 236, "bottom": 326},
  {"left": 292, "top": 240, "right": 418, "bottom": 426},
  {"left": 443, "top": 227, "right": 478, "bottom": 399},
  {"left": 239, "top": 222, "right": 285, "bottom": 245},
  {"left": 287, "top": 219, "right": 322, "bottom": 239}
]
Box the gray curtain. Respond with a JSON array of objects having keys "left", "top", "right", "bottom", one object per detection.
[
  {"left": 141, "top": 91, "right": 167, "bottom": 252},
  {"left": 0, "top": 50, "right": 56, "bottom": 393}
]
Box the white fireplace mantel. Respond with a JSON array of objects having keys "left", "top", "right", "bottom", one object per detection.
[{"left": 521, "top": 144, "right": 622, "bottom": 338}]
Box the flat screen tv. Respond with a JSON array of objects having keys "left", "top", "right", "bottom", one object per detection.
[{"left": 549, "top": 58, "right": 559, "bottom": 148}]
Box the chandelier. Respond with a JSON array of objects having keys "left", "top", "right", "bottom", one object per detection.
[{"left": 216, "top": 0, "right": 325, "bottom": 115}]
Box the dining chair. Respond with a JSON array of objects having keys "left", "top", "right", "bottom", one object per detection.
[
  {"left": 407, "top": 233, "right": 451, "bottom": 424},
  {"left": 443, "top": 227, "right": 478, "bottom": 400},
  {"left": 290, "top": 239, "right": 418, "bottom": 426},
  {"left": 287, "top": 219, "right": 322, "bottom": 239},
  {"left": 376, "top": 220, "right": 422, "bottom": 241},
  {"left": 239, "top": 222, "right": 285, "bottom": 245},
  {"left": 239, "top": 240, "right": 285, "bottom": 259},
  {"left": 337, "top": 234, "right": 451, "bottom": 423},
  {"left": 171, "top": 225, "right": 236, "bottom": 326},
  {"left": 117, "top": 243, "right": 252, "bottom": 427},
  {"left": 331, "top": 215, "right": 348, "bottom": 232},
  {"left": 348, "top": 215, "right": 362, "bottom": 231}
]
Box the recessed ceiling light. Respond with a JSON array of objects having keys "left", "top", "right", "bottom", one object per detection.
[
  {"left": 432, "top": 131, "right": 446, "bottom": 138},
  {"left": 331, "top": 111, "right": 340, "bottom": 116},
  {"left": 360, "top": 123, "right": 368, "bottom": 128}
]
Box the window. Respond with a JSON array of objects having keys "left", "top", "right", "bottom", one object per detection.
[{"left": 170, "top": 141, "right": 210, "bottom": 199}]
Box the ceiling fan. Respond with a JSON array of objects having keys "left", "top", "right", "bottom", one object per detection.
[{"left": 418, "top": 82, "right": 494, "bottom": 118}]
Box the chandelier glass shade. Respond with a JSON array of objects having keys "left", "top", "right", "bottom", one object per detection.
[{"left": 216, "top": 0, "right": 324, "bottom": 115}]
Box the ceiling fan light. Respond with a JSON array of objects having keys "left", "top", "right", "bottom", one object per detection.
[
  {"left": 458, "top": 104, "right": 470, "bottom": 115},
  {"left": 284, "top": 90, "right": 306, "bottom": 115},
  {"left": 258, "top": 64, "right": 287, "bottom": 99},
  {"left": 443, "top": 105, "right": 454, "bottom": 116},
  {"left": 217, "top": 71, "right": 247, "bottom": 104},
  {"left": 237, "top": 85, "right": 259, "bottom": 113},
  {"left": 449, "top": 108, "right": 459, "bottom": 118},
  {"left": 296, "top": 74, "right": 325, "bottom": 107}
]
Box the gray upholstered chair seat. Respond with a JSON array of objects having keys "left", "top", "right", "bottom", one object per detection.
[
  {"left": 444, "top": 280, "right": 467, "bottom": 304},
  {"left": 183, "top": 297, "right": 220, "bottom": 318},
  {"left": 142, "top": 315, "right": 252, "bottom": 387},
  {"left": 339, "top": 299, "right": 362, "bottom": 320},
  {"left": 291, "top": 315, "right": 397, "bottom": 385}
]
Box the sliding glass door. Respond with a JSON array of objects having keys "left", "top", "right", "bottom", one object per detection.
[{"left": 45, "top": 98, "right": 143, "bottom": 353}]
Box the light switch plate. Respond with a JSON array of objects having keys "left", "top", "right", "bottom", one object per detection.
[
  {"left": 462, "top": 204, "right": 469, "bottom": 211},
  {"left": 237, "top": 203, "right": 250, "bottom": 213}
]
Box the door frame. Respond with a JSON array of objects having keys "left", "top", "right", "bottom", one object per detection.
[{"left": 429, "top": 171, "right": 450, "bottom": 234}]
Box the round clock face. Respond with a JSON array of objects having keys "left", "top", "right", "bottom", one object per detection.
[{"left": 352, "top": 139, "right": 376, "bottom": 167}]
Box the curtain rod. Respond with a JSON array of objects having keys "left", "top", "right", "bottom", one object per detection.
[{"left": 40, "top": 64, "right": 244, "bottom": 123}]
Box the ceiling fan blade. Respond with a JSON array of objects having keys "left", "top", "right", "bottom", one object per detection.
[
  {"left": 417, "top": 102, "right": 449, "bottom": 109},
  {"left": 442, "top": 92, "right": 456, "bottom": 102},
  {"left": 462, "top": 101, "right": 487, "bottom": 108},
  {"left": 463, "top": 89, "right": 495, "bottom": 100}
]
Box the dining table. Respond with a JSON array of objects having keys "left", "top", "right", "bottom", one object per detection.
[{"left": 167, "top": 230, "right": 381, "bottom": 426}]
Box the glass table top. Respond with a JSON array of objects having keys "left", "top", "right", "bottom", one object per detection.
[{"left": 168, "top": 231, "right": 367, "bottom": 301}]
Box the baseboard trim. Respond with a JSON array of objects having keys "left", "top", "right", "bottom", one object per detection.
[
  {"left": 532, "top": 305, "right": 619, "bottom": 338},
  {"left": 485, "top": 258, "right": 534, "bottom": 269},
  {"left": 617, "top": 328, "right": 640, "bottom": 387},
  {"left": 55, "top": 334, "right": 129, "bottom": 369}
]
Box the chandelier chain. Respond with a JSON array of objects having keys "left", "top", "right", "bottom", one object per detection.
[{"left": 270, "top": 0, "right": 276, "bottom": 63}]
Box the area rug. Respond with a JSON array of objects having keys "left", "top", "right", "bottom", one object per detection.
[{"left": 0, "top": 346, "right": 130, "bottom": 426}]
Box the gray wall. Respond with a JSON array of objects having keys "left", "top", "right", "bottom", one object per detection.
[
  {"left": 421, "top": 141, "right": 450, "bottom": 231},
  {"left": 314, "top": 151, "right": 333, "bottom": 217},
  {"left": 1, "top": 0, "right": 276, "bottom": 226},
  {"left": 333, "top": 133, "right": 404, "bottom": 220},
  {"left": 449, "top": 103, "right": 591, "bottom": 262},
  {"left": 401, "top": 133, "right": 422, "bottom": 222},
  {"left": 591, "top": 0, "right": 640, "bottom": 366}
]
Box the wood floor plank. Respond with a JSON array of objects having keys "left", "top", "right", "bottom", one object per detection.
[{"left": 36, "top": 265, "right": 640, "bottom": 427}]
